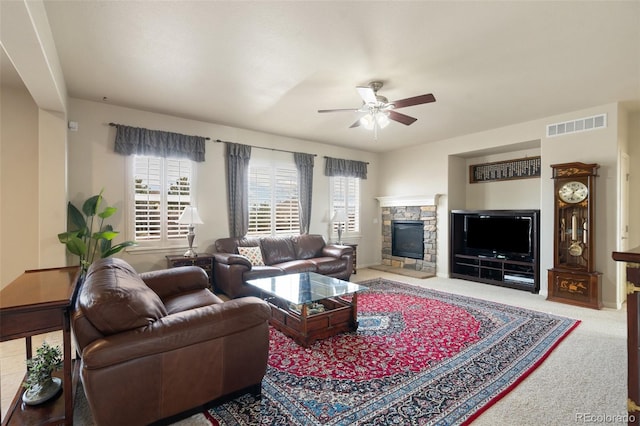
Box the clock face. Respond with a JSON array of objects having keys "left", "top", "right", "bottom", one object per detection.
[{"left": 558, "top": 181, "right": 588, "bottom": 203}]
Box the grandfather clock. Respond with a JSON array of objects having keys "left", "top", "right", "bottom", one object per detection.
[{"left": 548, "top": 162, "right": 602, "bottom": 309}]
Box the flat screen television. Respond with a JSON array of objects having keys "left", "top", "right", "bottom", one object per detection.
[{"left": 463, "top": 212, "right": 536, "bottom": 259}]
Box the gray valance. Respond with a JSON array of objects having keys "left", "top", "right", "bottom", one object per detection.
[
  {"left": 324, "top": 157, "right": 368, "bottom": 179},
  {"left": 114, "top": 124, "right": 206, "bottom": 162}
]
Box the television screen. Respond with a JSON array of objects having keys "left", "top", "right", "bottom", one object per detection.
[{"left": 465, "top": 215, "right": 532, "bottom": 256}]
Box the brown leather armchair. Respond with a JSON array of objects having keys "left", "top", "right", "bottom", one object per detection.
[{"left": 71, "top": 257, "right": 270, "bottom": 426}]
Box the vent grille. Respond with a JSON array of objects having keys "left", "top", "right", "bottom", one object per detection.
[{"left": 546, "top": 114, "right": 607, "bottom": 138}]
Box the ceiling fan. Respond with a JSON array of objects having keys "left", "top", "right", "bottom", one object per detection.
[{"left": 318, "top": 81, "right": 436, "bottom": 131}]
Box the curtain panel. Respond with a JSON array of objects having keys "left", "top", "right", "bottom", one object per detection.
[
  {"left": 324, "top": 157, "right": 368, "bottom": 179},
  {"left": 225, "top": 142, "right": 252, "bottom": 238},
  {"left": 114, "top": 124, "right": 206, "bottom": 162},
  {"left": 294, "top": 152, "right": 314, "bottom": 234}
]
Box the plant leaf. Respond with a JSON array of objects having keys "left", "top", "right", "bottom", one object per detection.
[
  {"left": 93, "top": 230, "right": 118, "bottom": 241},
  {"left": 100, "top": 225, "right": 114, "bottom": 254},
  {"left": 101, "top": 241, "right": 137, "bottom": 258},
  {"left": 64, "top": 236, "right": 86, "bottom": 256},
  {"left": 98, "top": 206, "right": 117, "bottom": 219},
  {"left": 67, "top": 202, "right": 86, "bottom": 231},
  {"left": 82, "top": 191, "right": 103, "bottom": 217},
  {"left": 57, "top": 231, "right": 79, "bottom": 243}
]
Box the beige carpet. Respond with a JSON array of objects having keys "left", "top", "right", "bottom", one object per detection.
[{"left": 367, "top": 264, "right": 435, "bottom": 279}]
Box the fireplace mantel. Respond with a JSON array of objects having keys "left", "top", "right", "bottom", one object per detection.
[{"left": 376, "top": 194, "right": 440, "bottom": 207}]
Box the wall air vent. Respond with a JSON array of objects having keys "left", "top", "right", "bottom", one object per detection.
[{"left": 546, "top": 114, "right": 607, "bottom": 138}]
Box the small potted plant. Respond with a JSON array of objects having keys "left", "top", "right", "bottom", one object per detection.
[{"left": 22, "top": 342, "right": 64, "bottom": 405}]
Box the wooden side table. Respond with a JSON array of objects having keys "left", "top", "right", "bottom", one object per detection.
[
  {"left": 343, "top": 244, "right": 358, "bottom": 275},
  {"left": 166, "top": 253, "right": 214, "bottom": 288},
  {"left": 0, "top": 266, "right": 82, "bottom": 426}
]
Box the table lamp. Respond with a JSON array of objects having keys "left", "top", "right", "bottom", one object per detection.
[
  {"left": 178, "top": 206, "right": 203, "bottom": 257},
  {"left": 332, "top": 209, "right": 347, "bottom": 244}
]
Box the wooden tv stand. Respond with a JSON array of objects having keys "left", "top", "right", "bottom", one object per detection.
[
  {"left": 449, "top": 210, "right": 540, "bottom": 293},
  {"left": 450, "top": 254, "right": 539, "bottom": 293}
]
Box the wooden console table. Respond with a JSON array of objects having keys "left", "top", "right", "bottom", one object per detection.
[
  {"left": 0, "top": 266, "right": 81, "bottom": 426},
  {"left": 613, "top": 246, "right": 640, "bottom": 425}
]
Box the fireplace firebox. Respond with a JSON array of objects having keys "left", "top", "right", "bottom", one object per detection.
[{"left": 392, "top": 220, "right": 424, "bottom": 260}]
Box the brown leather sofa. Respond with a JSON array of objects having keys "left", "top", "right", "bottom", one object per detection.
[
  {"left": 71, "top": 257, "right": 271, "bottom": 426},
  {"left": 213, "top": 234, "right": 353, "bottom": 299}
]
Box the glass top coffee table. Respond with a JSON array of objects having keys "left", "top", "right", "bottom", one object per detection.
[{"left": 245, "top": 272, "right": 368, "bottom": 347}]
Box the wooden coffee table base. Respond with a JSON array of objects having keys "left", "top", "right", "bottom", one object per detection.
[{"left": 267, "top": 293, "right": 359, "bottom": 347}]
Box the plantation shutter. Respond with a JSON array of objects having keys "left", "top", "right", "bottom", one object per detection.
[
  {"left": 248, "top": 165, "right": 299, "bottom": 236},
  {"left": 331, "top": 176, "right": 360, "bottom": 233},
  {"left": 133, "top": 156, "right": 193, "bottom": 242}
]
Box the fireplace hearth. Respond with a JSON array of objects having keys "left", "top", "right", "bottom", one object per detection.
[{"left": 392, "top": 221, "right": 424, "bottom": 259}]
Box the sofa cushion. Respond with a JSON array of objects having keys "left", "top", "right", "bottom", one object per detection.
[
  {"left": 80, "top": 258, "right": 167, "bottom": 335},
  {"left": 260, "top": 236, "right": 296, "bottom": 265},
  {"left": 308, "top": 257, "right": 350, "bottom": 275},
  {"left": 238, "top": 246, "right": 265, "bottom": 266},
  {"left": 214, "top": 237, "right": 261, "bottom": 254},
  {"left": 244, "top": 265, "right": 285, "bottom": 281},
  {"left": 163, "top": 290, "right": 223, "bottom": 315},
  {"left": 274, "top": 259, "right": 317, "bottom": 274},
  {"left": 292, "top": 234, "right": 326, "bottom": 259}
]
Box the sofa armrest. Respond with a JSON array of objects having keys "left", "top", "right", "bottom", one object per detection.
[
  {"left": 80, "top": 297, "right": 270, "bottom": 369},
  {"left": 322, "top": 244, "right": 353, "bottom": 259},
  {"left": 139, "top": 266, "right": 210, "bottom": 299},
  {"left": 213, "top": 252, "right": 253, "bottom": 268}
]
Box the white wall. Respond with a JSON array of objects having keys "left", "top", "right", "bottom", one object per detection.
[
  {"left": 0, "top": 86, "right": 40, "bottom": 287},
  {"left": 66, "top": 98, "right": 380, "bottom": 273},
  {"left": 380, "top": 103, "right": 625, "bottom": 308},
  {"left": 629, "top": 111, "right": 640, "bottom": 250},
  {"left": 465, "top": 148, "right": 541, "bottom": 210}
]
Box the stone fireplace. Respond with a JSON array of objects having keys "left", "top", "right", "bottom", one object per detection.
[{"left": 377, "top": 195, "right": 438, "bottom": 275}]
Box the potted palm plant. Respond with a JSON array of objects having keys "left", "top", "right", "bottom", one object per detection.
[
  {"left": 22, "top": 342, "right": 64, "bottom": 405},
  {"left": 58, "top": 189, "right": 136, "bottom": 272}
]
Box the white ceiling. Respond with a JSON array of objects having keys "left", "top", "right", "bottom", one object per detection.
[{"left": 21, "top": 1, "right": 640, "bottom": 152}]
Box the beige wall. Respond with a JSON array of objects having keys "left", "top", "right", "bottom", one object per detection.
[
  {"left": 629, "top": 111, "right": 640, "bottom": 250},
  {"left": 464, "top": 148, "right": 541, "bottom": 210},
  {"left": 380, "top": 103, "right": 628, "bottom": 308},
  {"left": 0, "top": 86, "right": 40, "bottom": 287},
  {"left": 66, "top": 98, "right": 380, "bottom": 273}
]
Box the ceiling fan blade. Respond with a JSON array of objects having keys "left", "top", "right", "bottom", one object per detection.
[
  {"left": 349, "top": 119, "right": 361, "bottom": 128},
  {"left": 356, "top": 86, "right": 377, "bottom": 104},
  {"left": 318, "top": 108, "right": 360, "bottom": 113},
  {"left": 388, "top": 110, "right": 418, "bottom": 125},
  {"left": 391, "top": 93, "right": 436, "bottom": 109}
]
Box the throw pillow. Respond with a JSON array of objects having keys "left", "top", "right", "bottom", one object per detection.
[{"left": 238, "top": 246, "right": 265, "bottom": 266}]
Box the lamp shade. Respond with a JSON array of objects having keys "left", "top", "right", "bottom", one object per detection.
[
  {"left": 359, "top": 114, "right": 375, "bottom": 130},
  {"left": 376, "top": 112, "right": 390, "bottom": 129},
  {"left": 332, "top": 209, "right": 347, "bottom": 222},
  {"left": 178, "top": 206, "right": 203, "bottom": 225}
]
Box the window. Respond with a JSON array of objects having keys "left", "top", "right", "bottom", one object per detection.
[
  {"left": 130, "top": 155, "right": 195, "bottom": 246},
  {"left": 247, "top": 159, "right": 300, "bottom": 236},
  {"left": 331, "top": 176, "right": 360, "bottom": 235}
]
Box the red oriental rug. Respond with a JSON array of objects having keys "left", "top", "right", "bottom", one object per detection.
[{"left": 204, "top": 278, "right": 579, "bottom": 425}]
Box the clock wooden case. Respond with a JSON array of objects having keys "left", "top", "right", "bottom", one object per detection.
[{"left": 548, "top": 162, "right": 602, "bottom": 309}]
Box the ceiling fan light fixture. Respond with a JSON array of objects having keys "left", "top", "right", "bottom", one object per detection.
[
  {"left": 360, "top": 114, "right": 375, "bottom": 130},
  {"left": 376, "top": 112, "right": 390, "bottom": 129}
]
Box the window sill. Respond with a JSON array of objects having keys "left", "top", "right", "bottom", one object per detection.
[{"left": 126, "top": 244, "right": 195, "bottom": 256}]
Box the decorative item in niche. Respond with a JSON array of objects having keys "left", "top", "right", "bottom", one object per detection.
[{"left": 469, "top": 156, "right": 541, "bottom": 183}]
